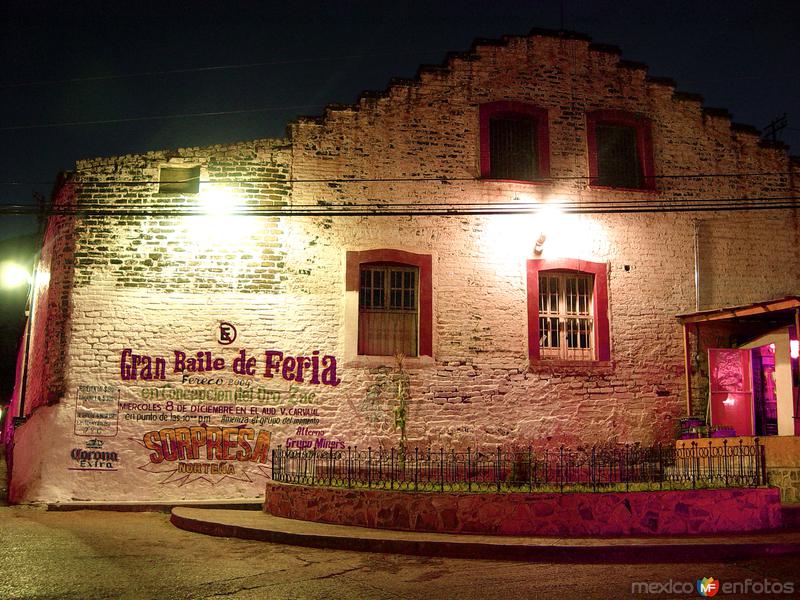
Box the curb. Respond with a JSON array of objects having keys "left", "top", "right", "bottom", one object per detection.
[
  {"left": 48, "top": 500, "right": 263, "bottom": 512},
  {"left": 170, "top": 508, "right": 800, "bottom": 564}
]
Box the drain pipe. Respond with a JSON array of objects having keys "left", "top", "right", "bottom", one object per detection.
[{"left": 693, "top": 219, "right": 701, "bottom": 312}]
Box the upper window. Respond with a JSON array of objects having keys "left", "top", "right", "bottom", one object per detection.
[
  {"left": 359, "top": 265, "right": 419, "bottom": 357},
  {"left": 158, "top": 165, "right": 200, "bottom": 194},
  {"left": 586, "top": 111, "right": 655, "bottom": 190},
  {"left": 526, "top": 258, "right": 610, "bottom": 363},
  {"left": 480, "top": 102, "right": 550, "bottom": 182}
]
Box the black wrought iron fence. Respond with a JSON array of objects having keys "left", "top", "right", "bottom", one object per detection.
[{"left": 271, "top": 439, "right": 766, "bottom": 493}]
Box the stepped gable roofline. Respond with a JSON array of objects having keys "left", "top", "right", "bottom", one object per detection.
[
  {"left": 673, "top": 90, "right": 704, "bottom": 103},
  {"left": 731, "top": 123, "right": 761, "bottom": 136},
  {"left": 527, "top": 27, "right": 592, "bottom": 42},
  {"left": 759, "top": 139, "right": 789, "bottom": 150},
  {"left": 702, "top": 107, "right": 732, "bottom": 119},
  {"left": 618, "top": 59, "right": 648, "bottom": 71},
  {"left": 286, "top": 27, "right": 782, "bottom": 154},
  {"left": 588, "top": 42, "right": 621, "bottom": 55},
  {"left": 646, "top": 76, "right": 676, "bottom": 87}
]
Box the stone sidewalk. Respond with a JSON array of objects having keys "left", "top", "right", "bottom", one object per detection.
[{"left": 171, "top": 507, "right": 800, "bottom": 563}]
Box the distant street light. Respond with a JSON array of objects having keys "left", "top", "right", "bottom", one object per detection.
[{"left": 1, "top": 261, "right": 31, "bottom": 289}]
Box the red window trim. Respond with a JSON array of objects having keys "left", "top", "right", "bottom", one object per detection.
[
  {"left": 586, "top": 109, "right": 655, "bottom": 191},
  {"left": 346, "top": 249, "right": 433, "bottom": 357},
  {"left": 479, "top": 101, "right": 551, "bottom": 181},
  {"left": 526, "top": 258, "right": 610, "bottom": 362}
]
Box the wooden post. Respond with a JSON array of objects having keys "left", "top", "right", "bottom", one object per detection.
[
  {"left": 683, "top": 323, "right": 693, "bottom": 416},
  {"left": 794, "top": 309, "right": 800, "bottom": 430}
]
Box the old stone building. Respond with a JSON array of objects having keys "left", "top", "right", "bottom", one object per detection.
[{"left": 6, "top": 29, "right": 800, "bottom": 503}]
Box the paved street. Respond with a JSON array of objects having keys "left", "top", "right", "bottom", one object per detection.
[{"left": 0, "top": 506, "right": 798, "bottom": 600}]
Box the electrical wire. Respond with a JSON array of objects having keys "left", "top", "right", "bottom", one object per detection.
[
  {"left": 0, "top": 171, "right": 795, "bottom": 186},
  {"left": 0, "top": 105, "right": 326, "bottom": 132},
  {"left": 0, "top": 195, "right": 796, "bottom": 217},
  {"left": 0, "top": 49, "right": 450, "bottom": 90}
]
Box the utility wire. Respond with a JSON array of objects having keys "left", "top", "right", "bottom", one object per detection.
[
  {"left": 0, "top": 49, "right": 449, "bottom": 90},
  {"left": 0, "top": 171, "right": 794, "bottom": 186},
  {"left": 0, "top": 105, "right": 326, "bottom": 132},
  {"left": 0, "top": 196, "right": 797, "bottom": 217}
]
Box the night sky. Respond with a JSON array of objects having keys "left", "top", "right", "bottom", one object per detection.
[{"left": 1, "top": 0, "right": 799, "bottom": 241}]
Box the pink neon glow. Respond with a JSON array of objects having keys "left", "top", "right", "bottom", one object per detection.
[
  {"left": 791, "top": 340, "right": 799, "bottom": 360},
  {"left": 723, "top": 394, "right": 736, "bottom": 406}
]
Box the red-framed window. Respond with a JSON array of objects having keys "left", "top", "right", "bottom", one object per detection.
[
  {"left": 586, "top": 110, "right": 655, "bottom": 191},
  {"left": 526, "top": 258, "right": 610, "bottom": 362},
  {"left": 346, "top": 249, "right": 433, "bottom": 357},
  {"left": 479, "top": 101, "right": 550, "bottom": 182}
]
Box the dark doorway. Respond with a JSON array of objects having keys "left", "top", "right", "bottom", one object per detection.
[{"left": 752, "top": 344, "right": 779, "bottom": 436}]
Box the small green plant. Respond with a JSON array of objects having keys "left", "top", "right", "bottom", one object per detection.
[{"left": 393, "top": 354, "right": 410, "bottom": 464}]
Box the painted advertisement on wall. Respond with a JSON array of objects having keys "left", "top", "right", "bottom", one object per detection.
[{"left": 67, "top": 321, "right": 346, "bottom": 498}]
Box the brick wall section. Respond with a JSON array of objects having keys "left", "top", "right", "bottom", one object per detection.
[
  {"left": 72, "top": 140, "right": 290, "bottom": 294},
  {"left": 12, "top": 30, "right": 800, "bottom": 502},
  {"left": 284, "top": 33, "right": 799, "bottom": 446},
  {"left": 24, "top": 177, "right": 78, "bottom": 413}
]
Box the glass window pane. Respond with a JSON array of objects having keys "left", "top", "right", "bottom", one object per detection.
[
  {"left": 490, "top": 116, "right": 539, "bottom": 181},
  {"left": 596, "top": 123, "right": 642, "bottom": 188},
  {"left": 390, "top": 290, "right": 401, "bottom": 308},
  {"left": 359, "top": 265, "right": 419, "bottom": 357}
]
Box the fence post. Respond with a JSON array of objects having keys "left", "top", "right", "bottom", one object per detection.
[
  {"left": 414, "top": 447, "right": 419, "bottom": 492},
  {"left": 756, "top": 437, "right": 766, "bottom": 486},
  {"left": 329, "top": 446, "right": 333, "bottom": 487},
  {"left": 625, "top": 444, "right": 630, "bottom": 492},
  {"left": 591, "top": 445, "right": 596, "bottom": 492},
  {"left": 657, "top": 443, "right": 663, "bottom": 490},
  {"left": 497, "top": 447, "right": 502, "bottom": 492},
  {"left": 440, "top": 447, "right": 444, "bottom": 492},
  {"left": 528, "top": 445, "right": 533, "bottom": 493},
  {"left": 692, "top": 441, "right": 698, "bottom": 489},
  {"left": 347, "top": 446, "right": 352, "bottom": 489},
  {"left": 467, "top": 447, "right": 472, "bottom": 492},
  {"left": 390, "top": 447, "right": 395, "bottom": 491},
  {"left": 738, "top": 438, "right": 744, "bottom": 484},
  {"left": 708, "top": 438, "right": 714, "bottom": 483},
  {"left": 368, "top": 447, "right": 372, "bottom": 489},
  {"left": 559, "top": 446, "right": 564, "bottom": 493},
  {"left": 722, "top": 439, "right": 728, "bottom": 487}
]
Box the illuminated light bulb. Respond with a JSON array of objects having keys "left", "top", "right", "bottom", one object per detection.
[
  {"left": 723, "top": 395, "right": 735, "bottom": 406},
  {"left": 0, "top": 262, "right": 30, "bottom": 288},
  {"left": 791, "top": 340, "right": 799, "bottom": 360}
]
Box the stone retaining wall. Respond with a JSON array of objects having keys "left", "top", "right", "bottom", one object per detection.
[{"left": 264, "top": 481, "right": 782, "bottom": 536}]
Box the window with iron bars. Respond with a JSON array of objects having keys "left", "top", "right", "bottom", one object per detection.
[
  {"left": 595, "top": 123, "right": 643, "bottom": 189},
  {"left": 359, "top": 265, "right": 418, "bottom": 357},
  {"left": 538, "top": 272, "right": 594, "bottom": 360},
  {"left": 489, "top": 115, "right": 539, "bottom": 181}
]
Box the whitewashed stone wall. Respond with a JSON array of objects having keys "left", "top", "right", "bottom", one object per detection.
[{"left": 10, "top": 31, "right": 799, "bottom": 502}]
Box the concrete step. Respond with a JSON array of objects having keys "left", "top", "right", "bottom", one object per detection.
[{"left": 171, "top": 507, "right": 800, "bottom": 564}]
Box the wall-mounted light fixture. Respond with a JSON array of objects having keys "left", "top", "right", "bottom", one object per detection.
[{"left": 533, "top": 233, "right": 546, "bottom": 255}]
